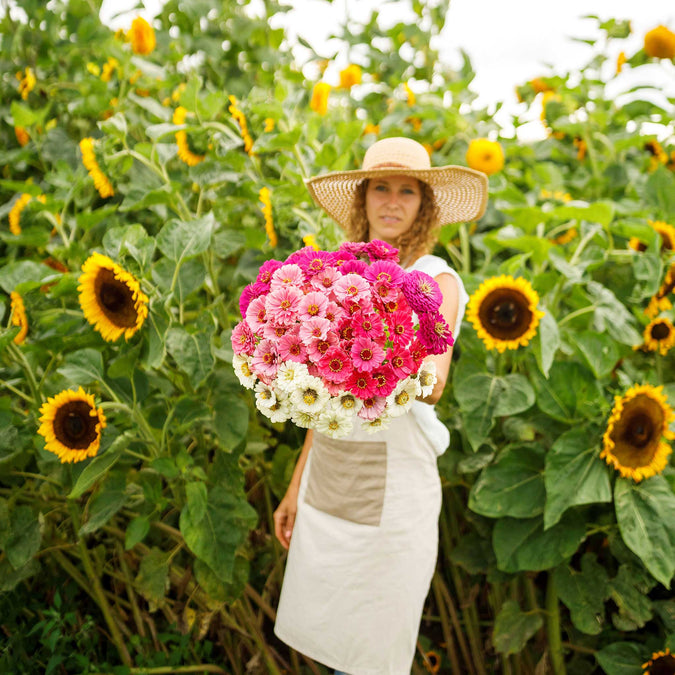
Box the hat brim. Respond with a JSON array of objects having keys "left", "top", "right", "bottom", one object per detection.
[{"left": 306, "top": 165, "right": 488, "bottom": 228}]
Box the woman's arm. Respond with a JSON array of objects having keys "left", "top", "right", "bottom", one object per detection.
[
  {"left": 419, "top": 272, "right": 459, "bottom": 405},
  {"left": 273, "top": 429, "right": 313, "bottom": 550}
]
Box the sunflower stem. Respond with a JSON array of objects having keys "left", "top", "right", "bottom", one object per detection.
[
  {"left": 546, "top": 571, "right": 567, "bottom": 675},
  {"left": 7, "top": 342, "right": 40, "bottom": 403},
  {"left": 459, "top": 222, "right": 471, "bottom": 275},
  {"left": 655, "top": 352, "right": 663, "bottom": 385},
  {"left": 0, "top": 377, "right": 34, "bottom": 403}
]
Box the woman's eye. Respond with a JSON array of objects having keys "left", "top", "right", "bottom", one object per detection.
[{"left": 374, "top": 184, "right": 387, "bottom": 192}]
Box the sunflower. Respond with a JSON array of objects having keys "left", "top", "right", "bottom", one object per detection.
[
  {"left": 38, "top": 388, "right": 106, "bottom": 463},
  {"left": 128, "top": 16, "right": 156, "bottom": 55},
  {"left": 644, "top": 25, "right": 675, "bottom": 59},
  {"left": 641, "top": 318, "right": 675, "bottom": 355},
  {"left": 17, "top": 67, "right": 36, "bottom": 100},
  {"left": 8, "top": 193, "right": 32, "bottom": 235},
  {"left": 466, "top": 275, "right": 545, "bottom": 353},
  {"left": 601, "top": 384, "right": 674, "bottom": 482},
  {"left": 310, "top": 82, "right": 331, "bottom": 115},
  {"left": 228, "top": 96, "right": 254, "bottom": 155},
  {"left": 465, "top": 138, "right": 504, "bottom": 175},
  {"left": 173, "top": 107, "right": 205, "bottom": 166},
  {"left": 15, "top": 126, "right": 29, "bottom": 147},
  {"left": 646, "top": 265, "right": 675, "bottom": 318},
  {"left": 79, "top": 138, "right": 114, "bottom": 198},
  {"left": 9, "top": 291, "right": 28, "bottom": 344},
  {"left": 78, "top": 252, "right": 148, "bottom": 341},
  {"left": 339, "top": 64, "right": 362, "bottom": 89},
  {"left": 616, "top": 51, "right": 627, "bottom": 74},
  {"left": 259, "top": 187, "right": 277, "bottom": 247},
  {"left": 642, "top": 648, "right": 675, "bottom": 674}
]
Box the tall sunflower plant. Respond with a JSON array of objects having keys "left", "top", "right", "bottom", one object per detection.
[{"left": 1, "top": 0, "right": 675, "bottom": 672}]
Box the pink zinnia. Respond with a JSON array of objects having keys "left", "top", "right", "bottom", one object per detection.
[
  {"left": 364, "top": 260, "right": 405, "bottom": 287},
  {"left": 378, "top": 290, "right": 409, "bottom": 315},
  {"left": 324, "top": 300, "right": 345, "bottom": 324},
  {"left": 245, "top": 296, "right": 268, "bottom": 333},
  {"left": 402, "top": 271, "right": 443, "bottom": 312},
  {"left": 351, "top": 310, "right": 385, "bottom": 342},
  {"left": 333, "top": 273, "right": 371, "bottom": 304},
  {"left": 346, "top": 369, "right": 378, "bottom": 400},
  {"left": 388, "top": 346, "right": 415, "bottom": 379},
  {"left": 278, "top": 332, "right": 308, "bottom": 363},
  {"left": 319, "top": 346, "right": 352, "bottom": 383},
  {"left": 298, "top": 291, "right": 329, "bottom": 320},
  {"left": 357, "top": 395, "right": 387, "bottom": 420},
  {"left": 231, "top": 321, "right": 256, "bottom": 356},
  {"left": 307, "top": 332, "right": 338, "bottom": 362},
  {"left": 340, "top": 259, "right": 368, "bottom": 276},
  {"left": 266, "top": 285, "right": 303, "bottom": 324},
  {"left": 418, "top": 311, "right": 454, "bottom": 355},
  {"left": 270, "top": 263, "right": 304, "bottom": 290},
  {"left": 387, "top": 309, "right": 414, "bottom": 346},
  {"left": 370, "top": 363, "right": 398, "bottom": 397},
  {"left": 263, "top": 322, "right": 292, "bottom": 340},
  {"left": 339, "top": 241, "right": 370, "bottom": 258},
  {"left": 298, "top": 316, "right": 331, "bottom": 342},
  {"left": 409, "top": 338, "right": 428, "bottom": 367},
  {"left": 350, "top": 335, "right": 385, "bottom": 372},
  {"left": 310, "top": 266, "right": 341, "bottom": 293},
  {"left": 239, "top": 281, "right": 267, "bottom": 317},
  {"left": 250, "top": 339, "right": 279, "bottom": 379},
  {"left": 294, "top": 249, "right": 337, "bottom": 277},
  {"left": 337, "top": 317, "right": 356, "bottom": 343},
  {"left": 256, "top": 259, "right": 283, "bottom": 286},
  {"left": 366, "top": 239, "right": 399, "bottom": 263}
]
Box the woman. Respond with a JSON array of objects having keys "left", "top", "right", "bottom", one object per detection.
[{"left": 273, "top": 137, "right": 488, "bottom": 674}]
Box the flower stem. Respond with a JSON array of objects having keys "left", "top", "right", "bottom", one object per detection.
[
  {"left": 546, "top": 571, "right": 567, "bottom": 675},
  {"left": 459, "top": 223, "right": 471, "bottom": 275},
  {"left": 655, "top": 352, "right": 663, "bottom": 385},
  {"left": 7, "top": 343, "right": 40, "bottom": 403}
]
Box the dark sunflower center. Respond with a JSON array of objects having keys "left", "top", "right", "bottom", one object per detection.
[
  {"left": 611, "top": 394, "right": 664, "bottom": 467},
  {"left": 652, "top": 323, "right": 671, "bottom": 340},
  {"left": 650, "top": 654, "right": 675, "bottom": 675},
  {"left": 53, "top": 401, "right": 99, "bottom": 450},
  {"left": 479, "top": 288, "right": 533, "bottom": 340},
  {"left": 95, "top": 269, "right": 139, "bottom": 328}
]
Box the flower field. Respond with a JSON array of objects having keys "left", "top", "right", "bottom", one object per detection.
[{"left": 1, "top": 0, "right": 675, "bottom": 672}]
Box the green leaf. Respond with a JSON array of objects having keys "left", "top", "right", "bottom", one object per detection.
[
  {"left": 572, "top": 331, "right": 621, "bottom": 379},
  {"left": 644, "top": 167, "right": 675, "bottom": 217},
  {"left": 212, "top": 394, "right": 250, "bottom": 451},
  {"left": 193, "top": 555, "right": 249, "bottom": 603},
  {"left": 57, "top": 349, "right": 104, "bottom": 386},
  {"left": 185, "top": 481, "right": 208, "bottom": 523},
  {"left": 551, "top": 201, "right": 614, "bottom": 227},
  {"left": 135, "top": 547, "right": 170, "bottom": 609},
  {"left": 614, "top": 476, "right": 675, "bottom": 587},
  {"left": 142, "top": 306, "right": 170, "bottom": 369},
  {"left": 125, "top": 516, "right": 150, "bottom": 550},
  {"left": 450, "top": 532, "right": 496, "bottom": 574},
  {"left": 544, "top": 427, "right": 611, "bottom": 529},
  {"left": 0, "top": 260, "right": 59, "bottom": 294},
  {"left": 587, "top": 281, "right": 642, "bottom": 346},
  {"left": 79, "top": 473, "right": 128, "bottom": 536},
  {"left": 469, "top": 446, "right": 545, "bottom": 518},
  {"left": 554, "top": 553, "right": 610, "bottom": 635},
  {"left": 10, "top": 100, "right": 48, "bottom": 128},
  {"left": 595, "top": 642, "right": 645, "bottom": 675},
  {"left": 165, "top": 327, "right": 214, "bottom": 389},
  {"left": 531, "top": 309, "right": 560, "bottom": 378},
  {"left": 156, "top": 213, "right": 216, "bottom": 262},
  {"left": 4, "top": 506, "right": 41, "bottom": 570},
  {"left": 493, "top": 513, "right": 586, "bottom": 572},
  {"left": 492, "top": 600, "right": 543, "bottom": 655},
  {"left": 179, "top": 485, "right": 257, "bottom": 582},
  {"left": 609, "top": 563, "right": 654, "bottom": 631},
  {"left": 98, "top": 113, "right": 127, "bottom": 139}
]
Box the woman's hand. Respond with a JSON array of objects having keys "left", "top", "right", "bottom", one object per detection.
[{"left": 273, "top": 484, "right": 299, "bottom": 550}]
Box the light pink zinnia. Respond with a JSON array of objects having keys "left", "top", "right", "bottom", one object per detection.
[
  {"left": 263, "top": 322, "right": 292, "bottom": 340},
  {"left": 270, "top": 263, "right": 304, "bottom": 290},
  {"left": 231, "top": 321, "right": 256, "bottom": 356},
  {"left": 245, "top": 296, "right": 268, "bottom": 334},
  {"left": 298, "top": 316, "right": 332, "bottom": 342},
  {"left": 324, "top": 300, "right": 345, "bottom": 324},
  {"left": 350, "top": 335, "right": 385, "bottom": 372},
  {"left": 306, "top": 332, "right": 338, "bottom": 362},
  {"left": 402, "top": 271, "right": 443, "bottom": 312},
  {"left": 266, "top": 285, "right": 303, "bottom": 324},
  {"left": 250, "top": 339, "right": 279, "bottom": 379},
  {"left": 278, "top": 332, "right": 308, "bottom": 363},
  {"left": 346, "top": 369, "right": 378, "bottom": 400},
  {"left": 418, "top": 311, "right": 454, "bottom": 355},
  {"left": 310, "top": 266, "right": 341, "bottom": 293},
  {"left": 318, "top": 346, "right": 352, "bottom": 383},
  {"left": 357, "top": 395, "right": 387, "bottom": 420},
  {"left": 298, "top": 291, "right": 329, "bottom": 320},
  {"left": 333, "top": 273, "right": 371, "bottom": 304}
]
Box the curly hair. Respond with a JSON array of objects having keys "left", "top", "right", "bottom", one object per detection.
[{"left": 345, "top": 179, "right": 440, "bottom": 265}]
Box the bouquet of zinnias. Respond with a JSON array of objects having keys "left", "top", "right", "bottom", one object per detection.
[{"left": 231, "top": 240, "right": 454, "bottom": 437}]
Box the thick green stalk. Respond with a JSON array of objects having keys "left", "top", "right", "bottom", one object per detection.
[{"left": 546, "top": 571, "right": 566, "bottom": 675}]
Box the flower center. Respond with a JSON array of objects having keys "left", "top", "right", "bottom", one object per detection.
[
  {"left": 347, "top": 285, "right": 358, "bottom": 296},
  {"left": 360, "top": 348, "right": 373, "bottom": 361},
  {"left": 396, "top": 391, "right": 409, "bottom": 405},
  {"left": 480, "top": 289, "right": 533, "bottom": 340},
  {"left": 290, "top": 344, "right": 301, "bottom": 355},
  {"left": 95, "top": 269, "right": 138, "bottom": 328},
  {"left": 329, "top": 358, "right": 343, "bottom": 372},
  {"left": 303, "top": 390, "right": 317, "bottom": 405},
  {"left": 53, "top": 401, "right": 99, "bottom": 450},
  {"left": 307, "top": 304, "right": 319, "bottom": 315},
  {"left": 652, "top": 323, "right": 670, "bottom": 340},
  {"left": 611, "top": 394, "right": 664, "bottom": 467},
  {"left": 280, "top": 299, "right": 291, "bottom": 310},
  {"left": 342, "top": 396, "right": 355, "bottom": 409}
]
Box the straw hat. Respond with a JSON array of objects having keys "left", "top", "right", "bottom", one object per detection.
[{"left": 305, "top": 137, "right": 489, "bottom": 227}]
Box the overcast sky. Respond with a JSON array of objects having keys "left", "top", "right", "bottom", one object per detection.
[{"left": 101, "top": 0, "right": 675, "bottom": 140}]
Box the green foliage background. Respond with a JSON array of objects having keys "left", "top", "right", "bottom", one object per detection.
[{"left": 1, "top": 1, "right": 674, "bottom": 673}]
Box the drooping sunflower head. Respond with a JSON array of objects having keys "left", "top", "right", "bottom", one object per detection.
[
  {"left": 10, "top": 291, "right": 28, "bottom": 344},
  {"left": 38, "top": 387, "right": 106, "bottom": 463},
  {"left": 642, "top": 648, "right": 675, "bottom": 674},
  {"left": 78, "top": 252, "right": 149, "bottom": 342},
  {"left": 601, "top": 384, "right": 674, "bottom": 482},
  {"left": 640, "top": 317, "right": 675, "bottom": 355},
  {"left": 466, "top": 275, "right": 545, "bottom": 353}
]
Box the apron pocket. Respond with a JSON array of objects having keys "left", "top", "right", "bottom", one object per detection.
[{"left": 304, "top": 434, "right": 387, "bottom": 526}]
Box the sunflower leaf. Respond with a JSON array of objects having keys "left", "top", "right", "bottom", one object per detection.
[
  {"left": 135, "top": 547, "right": 170, "bottom": 610},
  {"left": 571, "top": 331, "right": 621, "bottom": 379},
  {"left": 595, "top": 641, "right": 645, "bottom": 675},
  {"left": 165, "top": 326, "right": 214, "bottom": 389},
  {"left": 79, "top": 472, "right": 129, "bottom": 536},
  {"left": 57, "top": 348, "right": 104, "bottom": 386},
  {"left": 544, "top": 427, "right": 611, "bottom": 529},
  {"left": 492, "top": 600, "right": 543, "bottom": 655},
  {"left": 156, "top": 213, "right": 216, "bottom": 262},
  {"left": 609, "top": 564, "right": 654, "bottom": 631},
  {"left": 3, "top": 505, "right": 42, "bottom": 570},
  {"left": 530, "top": 309, "right": 560, "bottom": 378},
  {"left": 614, "top": 476, "right": 675, "bottom": 587}
]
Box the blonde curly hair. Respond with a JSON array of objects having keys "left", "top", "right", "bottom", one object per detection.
[{"left": 345, "top": 179, "right": 440, "bottom": 265}]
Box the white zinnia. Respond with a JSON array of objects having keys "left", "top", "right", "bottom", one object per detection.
[
  {"left": 260, "top": 395, "right": 291, "bottom": 424},
  {"left": 290, "top": 375, "right": 330, "bottom": 415},
  {"left": 254, "top": 381, "right": 277, "bottom": 409},
  {"left": 334, "top": 392, "right": 363, "bottom": 416},
  {"left": 386, "top": 377, "right": 419, "bottom": 418},
  {"left": 290, "top": 408, "right": 317, "bottom": 429},
  {"left": 232, "top": 354, "right": 257, "bottom": 389},
  {"left": 315, "top": 406, "right": 353, "bottom": 438},
  {"left": 361, "top": 412, "right": 391, "bottom": 434},
  {"left": 275, "top": 361, "right": 310, "bottom": 393},
  {"left": 418, "top": 360, "right": 437, "bottom": 398}
]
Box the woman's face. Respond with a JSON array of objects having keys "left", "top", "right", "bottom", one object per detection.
[{"left": 365, "top": 175, "right": 422, "bottom": 245}]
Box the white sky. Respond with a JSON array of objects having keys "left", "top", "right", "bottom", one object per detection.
[{"left": 101, "top": 0, "right": 675, "bottom": 141}]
